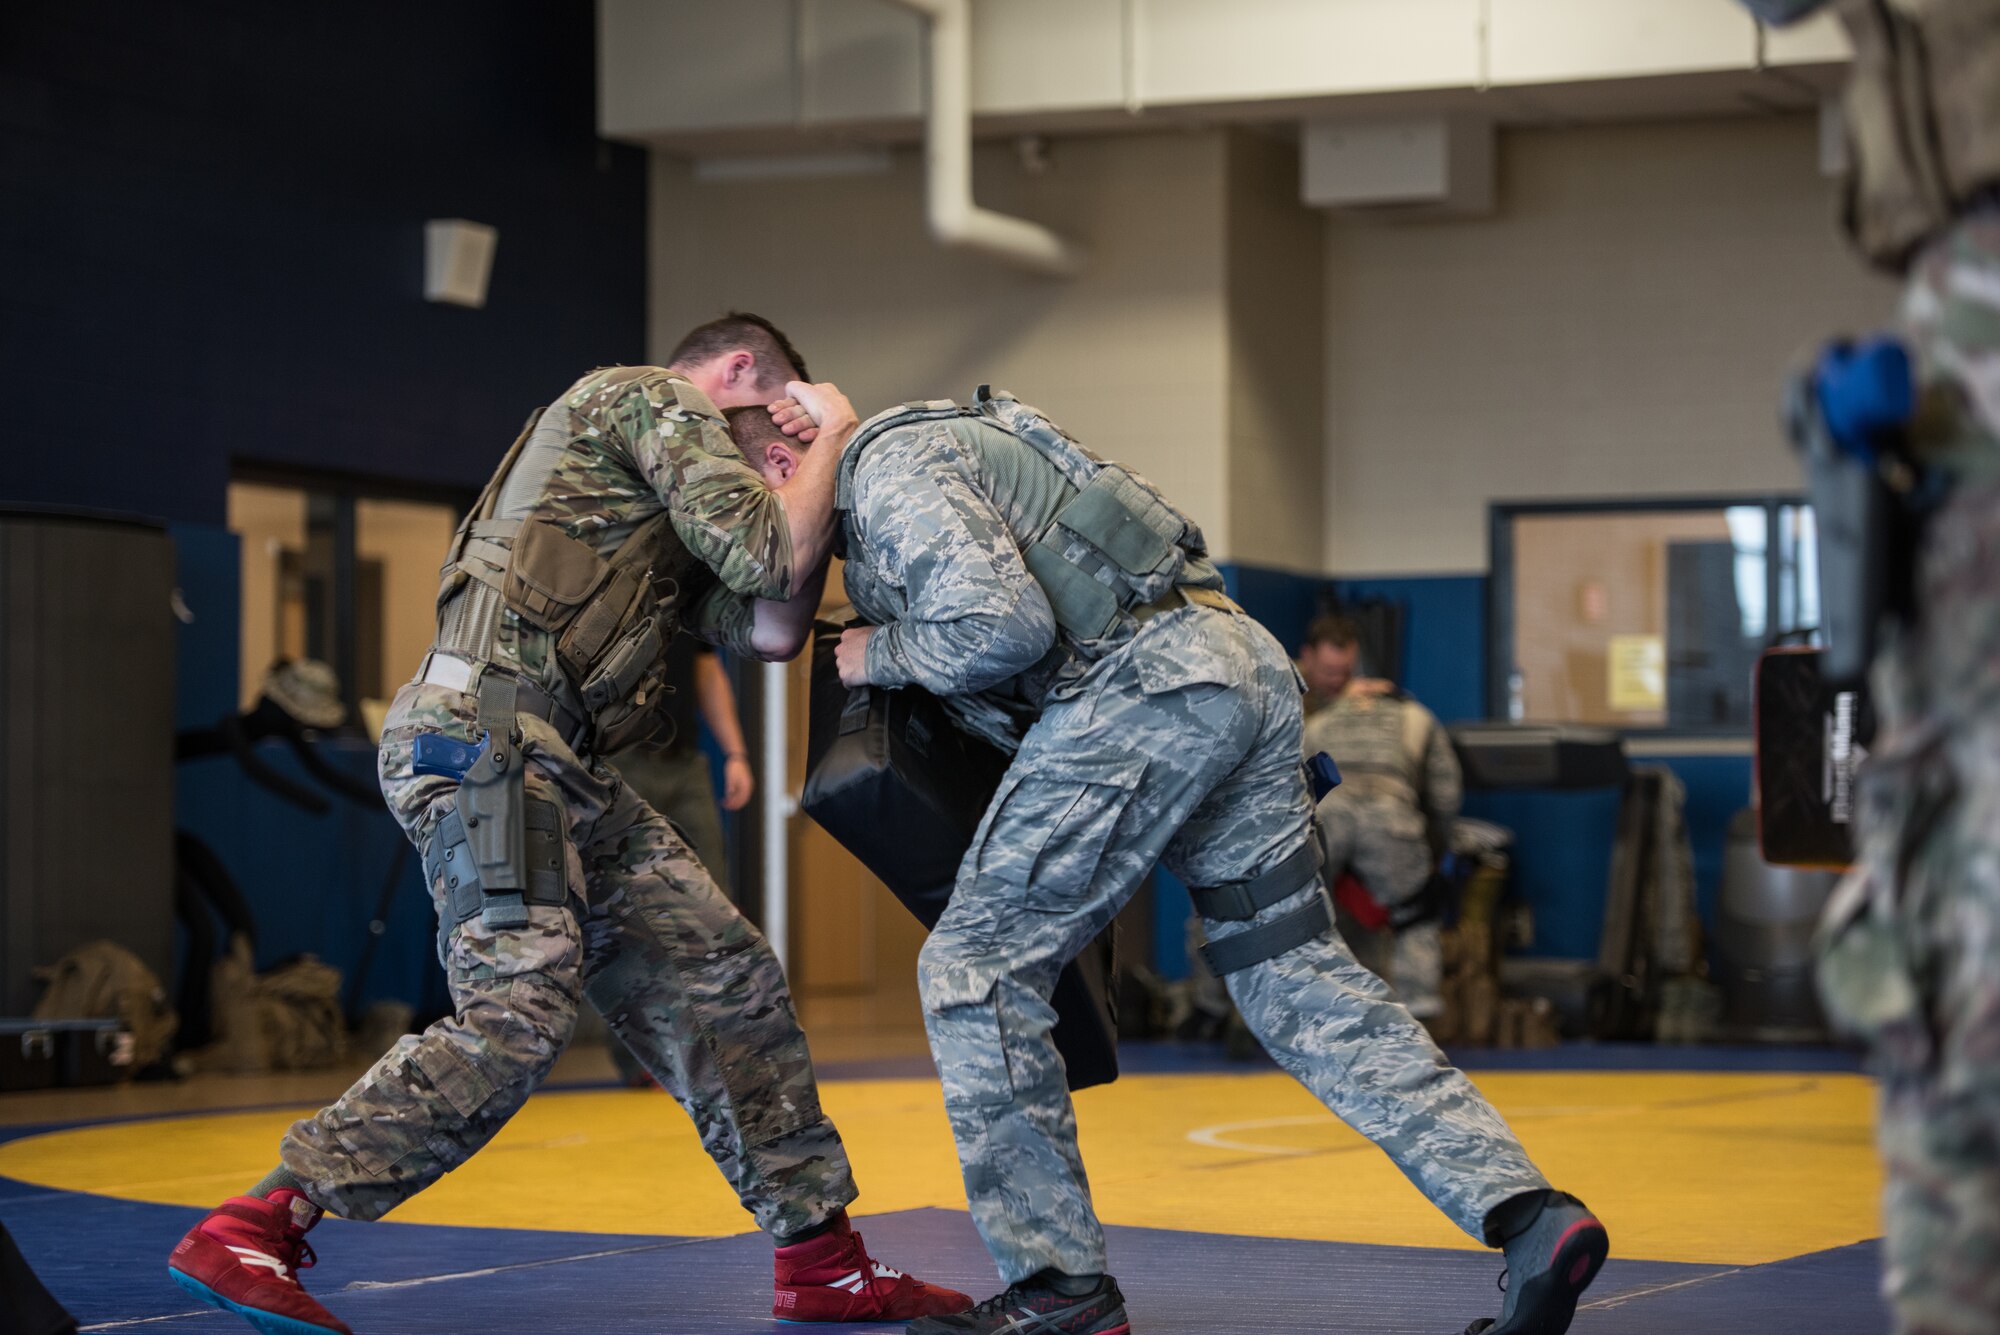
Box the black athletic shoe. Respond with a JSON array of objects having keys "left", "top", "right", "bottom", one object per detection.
[
  {"left": 1462, "top": 1192, "right": 1609, "bottom": 1335},
  {"left": 906, "top": 1272, "right": 1130, "bottom": 1335}
]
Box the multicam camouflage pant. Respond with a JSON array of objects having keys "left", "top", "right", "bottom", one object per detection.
[
  {"left": 1818, "top": 216, "right": 2000, "bottom": 1335},
  {"left": 920, "top": 606, "right": 1549, "bottom": 1283},
  {"left": 1317, "top": 799, "right": 1445, "bottom": 1018},
  {"left": 279, "top": 680, "right": 856, "bottom": 1236}
]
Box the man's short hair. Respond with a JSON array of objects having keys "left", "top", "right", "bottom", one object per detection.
[
  {"left": 725, "top": 404, "right": 794, "bottom": 472},
  {"left": 667, "top": 311, "right": 809, "bottom": 389},
  {"left": 1304, "top": 613, "right": 1361, "bottom": 651}
]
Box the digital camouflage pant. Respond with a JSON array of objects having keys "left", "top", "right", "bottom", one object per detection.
[
  {"left": 279, "top": 680, "right": 856, "bottom": 1236},
  {"left": 1317, "top": 799, "right": 1445, "bottom": 1018},
  {"left": 920, "top": 605, "right": 1549, "bottom": 1283},
  {"left": 1818, "top": 216, "right": 2000, "bottom": 1335}
]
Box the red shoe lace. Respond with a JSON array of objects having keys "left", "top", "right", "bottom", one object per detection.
[
  {"left": 847, "top": 1231, "right": 899, "bottom": 1307},
  {"left": 276, "top": 1224, "right": 319, "bottom": 1278}
]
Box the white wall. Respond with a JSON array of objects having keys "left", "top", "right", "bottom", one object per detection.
[
  {"left": 649, "top": 131, "right": 1236, "bottom": 552},
  {"left": 1323, "top": 114, "right": 1894, "bottom": 575}
]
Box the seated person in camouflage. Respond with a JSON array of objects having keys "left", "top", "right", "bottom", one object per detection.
[
  {"left": 730, "top": 390, "right": 1608, "bottom": 1335},
  {"left": 167, "top": 316, "right": 970, "bottom": 1335},
  {"left": 1301, "top": 613, "right": 1463, "bottom": 1022}
]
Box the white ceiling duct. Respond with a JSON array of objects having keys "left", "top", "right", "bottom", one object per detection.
[{"left": 882, "top": 0, "right": 1087, "bottom": 277}]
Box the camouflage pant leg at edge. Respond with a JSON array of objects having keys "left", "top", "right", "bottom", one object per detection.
[
  {"left": 279, "top": 684, "right": 585, "bottom": 1221},
  {"left": 578, "top": 773, "right": 855, "bottom": 1239},
  {"left": 1853, "top": 219, "right": 2000, "bottom": 1335},
  {"left": 1826, "top": 511, "right": 2000, "bottom": 1329},
  {"left": 1870, "top": 725, "right": 2000, "bottom": 1334}
]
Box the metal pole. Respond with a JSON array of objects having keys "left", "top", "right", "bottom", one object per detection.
[{"left": 760, "top": 657, "right": 791, "bottom": 971}]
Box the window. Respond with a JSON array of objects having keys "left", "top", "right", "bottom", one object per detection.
[
  {"left": 228, "top": 473, "right": 468, "bottom": 731},
  {"left": 1489, "top": 498, "right": 1817, "bottom": 734}
]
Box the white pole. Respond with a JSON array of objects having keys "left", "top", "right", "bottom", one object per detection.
[{"left": 760, "top": 657, "right": 792, "bottom": 971}]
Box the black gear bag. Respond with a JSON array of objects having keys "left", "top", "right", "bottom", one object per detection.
[{"left": 800, "top": 623, "right": 1119, "bottom": 1090}]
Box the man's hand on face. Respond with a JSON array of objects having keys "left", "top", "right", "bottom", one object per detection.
[
  {"left": 835, "top": 626, "right": 874, "bottom": 687},
  {"left": 770, "top": 381, "right": 859, "bottom": 447}
]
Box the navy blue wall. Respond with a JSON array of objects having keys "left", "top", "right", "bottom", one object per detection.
[
  {"left": 1, "top": 0, "right": 648, "bottom": 525},
  {"left": 1, "top": 1, "right": 651, "bottom": 1006}
]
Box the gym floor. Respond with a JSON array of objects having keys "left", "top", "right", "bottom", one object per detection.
[{"left": 0, "top": 1040, "right": 1887, "bottom": 1334}]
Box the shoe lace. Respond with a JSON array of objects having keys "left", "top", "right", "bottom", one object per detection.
[
  {"left": 968, "top": 1283, "right": 1035, "bottom": 1317},
  {"left": 846, "top": 1231, "right": 899, "bottom": 1306},
  {"left": 278, "top": 1224, "right": 318, "bottom": 1276}
]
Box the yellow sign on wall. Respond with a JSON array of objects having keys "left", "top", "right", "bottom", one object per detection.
[{"left": 1609, "top": 634, "right": 1665, "bottom": 712}]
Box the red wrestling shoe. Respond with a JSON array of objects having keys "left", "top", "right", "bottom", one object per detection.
[
  {"left": 772, "top": 1212, "right": 972, "bottom": 1323},
  {"left": 168, "top": 1190, "right": 351, "bottom": 1335}
]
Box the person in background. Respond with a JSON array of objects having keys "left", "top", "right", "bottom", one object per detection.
[
  {"left": 605, "top": 638, "right": 755, "bottom": 1086},
  {"left": 1297, "top": 612, "right": 1394, "bottom": 717},
  {"left": 1301, "top": 615, "right": 1462, "bottom": 1023}
]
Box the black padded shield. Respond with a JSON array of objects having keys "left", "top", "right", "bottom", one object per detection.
[
  {"left": 1755, "top": 647, "right": 1871, "bottom": 870},
  {"left": 800, "top": 624, "right": 1119, "bottom": 1090}
]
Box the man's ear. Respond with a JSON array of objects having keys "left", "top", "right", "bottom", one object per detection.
[
  {"left": 764, "top": 441, "right": 800, "bottom": 484},
  {"left": 721, "top": 350, "right": 758, "bottom": 389}
]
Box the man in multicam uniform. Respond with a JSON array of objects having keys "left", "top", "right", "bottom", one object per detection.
[
  {"left": 1741, "top": 4, "right": 2000, "bottom": 1331},
  {"left": 1301, "top": 613, "right": 1463, "bottom": 1022},
  {"left": 732, "top": 393, "right": 1608, "bottom": 1335},
  {"left": 167, "top": 315, "right": 970, "bottom": 1335}
]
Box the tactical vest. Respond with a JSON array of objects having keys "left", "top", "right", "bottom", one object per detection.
[
  {"left": 836, "top": 386, "right": 1221, "bottom": 643},
  {"left": 1312, "top": 696, "right": 1435, "bottom": 812},
  {"left": 1833, "top": 0, "right": 2000, "bottom": 268},
  {"left": 432, "top": 397, "right": 715, "bottom": 753}
]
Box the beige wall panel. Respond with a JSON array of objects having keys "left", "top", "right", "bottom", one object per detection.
[
  {"left": 1323, "top": 115, "right": 1895, "bottom": 575},
  {"left": 1226, "top": 131, "right": 1326, "bottom": 572},
  {"left": 1138, "top": 0, "right": 1481, "bottom": 104},
  {"left": 1488, "top": 0, "right": 1755, "bottom": 84},
  {"left": 651, "top": 131, "right": 1235, "bottom": 553}
]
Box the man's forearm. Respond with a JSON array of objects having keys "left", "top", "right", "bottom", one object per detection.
[
  {"left": 773, "top": 423, "right": 854, "bottom": 594},
  {"left": 748, "top": 558, "right": 831, "bottom": 661}
]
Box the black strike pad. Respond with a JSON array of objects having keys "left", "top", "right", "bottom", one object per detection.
[
  {"left": 1755, "top": 648, "right": 1872, "bottom": 870},
  {"left": 801, "top": 623, "right": 1120, "bottom": 1090}
]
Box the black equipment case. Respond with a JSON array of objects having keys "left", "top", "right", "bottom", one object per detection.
[
  {"left": 0, "top": 1018, "right": 131, "bottom": 1091},
  {"left": 800, "top": 624, "right": 1120, "bottom": 1090}
]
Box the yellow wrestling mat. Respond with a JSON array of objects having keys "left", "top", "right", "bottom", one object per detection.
[{"left": 0, "top": 1069, "right": 1878, "bottom": 1268}]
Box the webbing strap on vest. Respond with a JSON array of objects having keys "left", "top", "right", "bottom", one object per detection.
[
  {"left": 1190, "top": 840, "right": 1321, "bottom": 921},
  {"left": 1200, "top": 896, "right": 1334, "bottom": 976}
]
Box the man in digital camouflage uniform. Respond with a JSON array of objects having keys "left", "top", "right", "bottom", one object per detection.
[
  {"left": 732, "top": 393, "right": 1607, "bottom": 1335},
  {"left": 1742, "top": 4, "right": 2000, "bottom": 1331},
  {"left": 1301, "top": 613, "right": 1463, "bottom": 1021},
  {"left": 167, "top": 315, "right": 969, "bottom": 1334}
]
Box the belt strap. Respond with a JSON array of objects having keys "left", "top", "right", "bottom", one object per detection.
[
  {"left": 419, "top": 654, "right": 590, "bottom": 756},
  {"left": 516, "top": 678, "right": 590, "bottom": 755},
  {"left": 1200, "top": 894, "right": 1333, "bottom": 976},
  {"left": 1190, "top": 841, "right": 1322, "bottom": 922}
]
